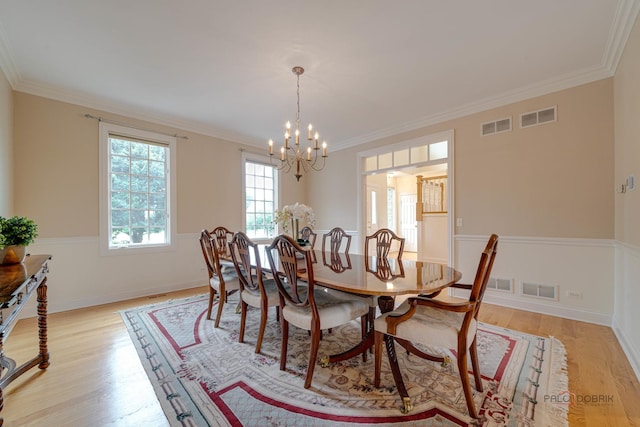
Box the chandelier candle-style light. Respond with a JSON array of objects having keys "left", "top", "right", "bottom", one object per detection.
[{"left": 269, "top": 66, "right": 327, "bottom": 181}]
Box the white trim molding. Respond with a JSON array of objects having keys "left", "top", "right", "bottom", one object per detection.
[
  {"left": 612, "top": 241, "right": 640, "bottom": 383},
  {"left": 19, "top": 233, "right": 206, "bottom": 319},
  {"left": 454, "top": 234, "right": 615, "bottom": 325}
]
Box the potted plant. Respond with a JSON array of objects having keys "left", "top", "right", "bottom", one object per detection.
[{"left": 0, "top": 215, "right": 39, "bottom": 265}]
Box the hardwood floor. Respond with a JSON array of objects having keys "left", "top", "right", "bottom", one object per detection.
[{"left": 2, "top": 286, "right": 639, "bottom": 426}]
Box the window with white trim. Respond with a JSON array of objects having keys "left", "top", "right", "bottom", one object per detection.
[
  {"left": 99, "top": 122, "right": 177, "bottom": 254},
  {"left": 243, "top": 155, "right": 278, "bottom": 240}
]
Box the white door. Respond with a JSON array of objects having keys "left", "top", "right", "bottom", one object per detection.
[
  {"left": 400, "top": 193, "right": 417, "bottom": 252},
  {"left": 366, "top": 186, "right": 378, "bottom": 236}
]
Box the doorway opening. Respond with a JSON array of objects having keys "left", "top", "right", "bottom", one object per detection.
[{"left": 358, "top": 130, "right": 454, "bottom": 263}]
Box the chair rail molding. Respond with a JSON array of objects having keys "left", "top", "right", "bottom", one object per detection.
[{"left": 453, "top": 234, "right": 615, "bottom": 326}]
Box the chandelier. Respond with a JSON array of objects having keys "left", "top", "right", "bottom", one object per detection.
[{"left": 268, "top": 66, "right": 327, "bottom": 181}]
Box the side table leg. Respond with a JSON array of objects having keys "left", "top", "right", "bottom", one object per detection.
[
  {"left": 37, "top": 279, "right": 50, "bottom": 369},
  {"left": 1, "top": 335, "right": 4, "bottom": 426}
]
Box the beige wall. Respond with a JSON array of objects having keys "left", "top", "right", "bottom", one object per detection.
[
  {"left": 10, "top": 92, "right": 307, "bottom": 314},
  {"left": 12, "top": 92, "right": 305, "bottom": 238},
  {"left": 613, "top": 13, "right": 640, "bottom": 379},
  {"left": 0, "top": 68, "right": 12, "bottom": 216},
  {"left": 309, "top": 78, "right": 614, "bottom": 240},
  {"left": 615, "top": 17, "right": 640, "bottom": 246}
]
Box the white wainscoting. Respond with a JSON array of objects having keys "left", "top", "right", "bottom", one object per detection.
[
  {"left": 454, "top": 235, "right": 615, "bottom": 326},
  {"left": 17, "top": 233, "right": 206, "bottom": 319},
  {"left": 612, "top": 242, "right": 640, "bottom": 382}
]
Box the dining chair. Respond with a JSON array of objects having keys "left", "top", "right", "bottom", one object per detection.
[
  {"left": 373, "top": 234, "right": 499, "bottom": 418},
  {"left": 199, "top": 229, "right": 240, "bottom": 327},
  {"left": 321, "top": 227, "right": 352, "bottom": 253},
  {"left": 265, "top": 234, "right": 369, "bottom": 389},
  {"left": 364, "top": 228, "right": 405, "bottom": 259},
  {"left": 320, "top": 227, "right": 375, "bottom": 355},
  {"left": 228, "top": 231, "right": 280, "bottom": 353},
  {"left": 299, "top": 226, "right": 317, "bottom": 248},
  {"left": 209, "top": 226, "right": 235, "bottom": 269},
  {"left": 361, "top": 228, "right": 407, "bottom": 334}
]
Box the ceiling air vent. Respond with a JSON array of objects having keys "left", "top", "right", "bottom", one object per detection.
[
  {"left": 481, "top": 117, "right": 512, "bottom": 136},
  {"left": 520, "top": 106, "right": 557, "bottom": 128}
]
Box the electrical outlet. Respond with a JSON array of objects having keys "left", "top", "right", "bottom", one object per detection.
[{"left": 566, "top": 290, "right": 582, "bottom": 299}]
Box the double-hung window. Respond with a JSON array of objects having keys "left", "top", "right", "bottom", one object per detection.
[
  {"left": 243, "top": 154, "right": 277, "bottom": 241},
  {"left": 99, "top": 122, "right": 177, "bottom": 254}
]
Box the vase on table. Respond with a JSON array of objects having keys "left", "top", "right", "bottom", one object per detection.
[{"left": 0, "top": 245, "right": 27, "bottom": 265}]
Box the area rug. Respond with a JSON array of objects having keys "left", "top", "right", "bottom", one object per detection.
[{"left": 121, "top": 294, "right": 568, "bottom": 426}]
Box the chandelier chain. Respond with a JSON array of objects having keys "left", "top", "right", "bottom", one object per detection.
[{"left": 296, "top": 71, "right": 301, "bottom": 131}]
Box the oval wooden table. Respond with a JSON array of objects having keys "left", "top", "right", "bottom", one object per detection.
[{"left": 306, "top": 250, "right": 462, "bottom": 364}]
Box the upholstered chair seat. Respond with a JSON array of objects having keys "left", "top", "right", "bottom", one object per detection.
[{"left": 374, "top": 300, "right": 477, "bottom": 350}]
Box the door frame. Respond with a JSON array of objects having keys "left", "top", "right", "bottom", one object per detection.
[{"left": 356, "top": 129, "right": 455, "bottom": 264}]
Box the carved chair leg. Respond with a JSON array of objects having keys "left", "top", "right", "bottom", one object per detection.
[
  {"left": 255, "top": 302, "right": 268, "bottom": 354},
  {"left": 207, "top": 286, "right": 216, "bottom": 320},
  {"left": 469, "top": 338, "right": 483, "bottom": 391},
  {"left": 361, "top": 315, "right": 368, "bottom": 362},
  {"left": 384, "top": 334, "right": 412, "bottom": 414},
  {"left": 305, "top": 326, "right": 322, "bottom": 389},
  {"left": 458, "top": 350, "right": 479, "bottom": 419},
  {"left": 280, "top": 319, "right": 289, "bottom": 371},
  {"left": 238, "top": 300, "right": 247, "bottom": 343},
  {"left": 374, "top": 330, "right": 383, "bottom": 387},
  {"left": 214, "top": 287, "right": 225, "bottom": 328}
]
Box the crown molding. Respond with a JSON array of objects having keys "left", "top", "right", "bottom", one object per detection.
[
  {"left": 603, "top": 0, "right": 640, "bottom": 72},
  {"left": 13, "top": 78, "right": 264, "bottom": 146},
  {"left": 334, "top": 64, "right": 614, "bottom": 152},
  {"left": 0, "top": 20, "right": 20, "bottom": 85},
  {"left": 334, "top": 1, "right": 640, "bottom": 152},
  {"left": 2, "top": 1, "right": 638, "bottom": 152}
]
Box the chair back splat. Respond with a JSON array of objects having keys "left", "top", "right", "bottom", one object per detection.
[
  {"left": 469, "top": 233, "right": 499, "bottom": 314},
  {"left": 299, "top": 226, "right": 318, "bottom": 248},
  {"left": 229, "top": 232, "right": 263, "bottom": 295},
  {"left": 199, "top": 229, "right": 240, "bottom": 327},
  {"left": 210, "top": 226, "right": 234, "bottom": 259},
  {"left": 322, "top": 227, "right": 352, "bottom": 253},
  {"left": 267, "top": 235, "right": 314, "bottom": 308},
  {"left": 365, "top": 228, "right": 405, "bottom": 259}
]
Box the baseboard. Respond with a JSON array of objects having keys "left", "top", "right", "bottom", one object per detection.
[
  {"left": 612, "top": 318, "right": 640, "bottom": 383},
  {"left": 18, "top": 280, "right": 206, "bottom": 319},
  {"left": 478, "top": 292, "right": 612, "bottom": 325}
]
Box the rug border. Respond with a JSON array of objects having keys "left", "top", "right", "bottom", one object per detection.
[{"left": 120, "top": 294, "right": 569, "bottom": 427}]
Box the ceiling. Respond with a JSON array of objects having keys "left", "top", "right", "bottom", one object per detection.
[{"left": 0, "top": 1, "right": 638, "bottom": 151}]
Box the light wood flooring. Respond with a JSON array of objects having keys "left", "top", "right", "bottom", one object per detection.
[{"left": 2, "top": 286, "right": 639, "bottom": 426}]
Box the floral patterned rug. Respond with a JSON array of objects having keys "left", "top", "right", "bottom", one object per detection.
[{"left": 121, "top": 294, "right": 568, "bottom": 426}]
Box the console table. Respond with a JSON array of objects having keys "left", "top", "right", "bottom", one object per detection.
[{"left": 0, "top": 254, "right": 51, "bottom": 426}]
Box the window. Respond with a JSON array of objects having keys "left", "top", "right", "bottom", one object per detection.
[
  {"left": 99, "top": 122, "right": 176, "bottom": 254},
  {"left": 363, "top": 136, "right": 449, "bottom": 174},
  {"left": 244, "top": 156, "right": 277, "bottom": 240}
]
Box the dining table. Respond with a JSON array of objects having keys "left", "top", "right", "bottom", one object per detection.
[
  {"left": 307, "top": 249, "right": 461, "bottom": 364},
  {"left": 221, "top": 244, "right": 462, "bottom": 364}
]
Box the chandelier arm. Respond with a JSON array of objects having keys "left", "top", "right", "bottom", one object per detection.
[
  {"left": 307, "top": 156, "right": 326, "bottom": 172},
  {"left": 270, "top": 154, "right": 293, "bottom": 172}
]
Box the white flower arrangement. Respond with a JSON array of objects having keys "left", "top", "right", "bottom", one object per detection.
[{"left": 274, "top": 203, "right": 316, "bottom": 236}]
